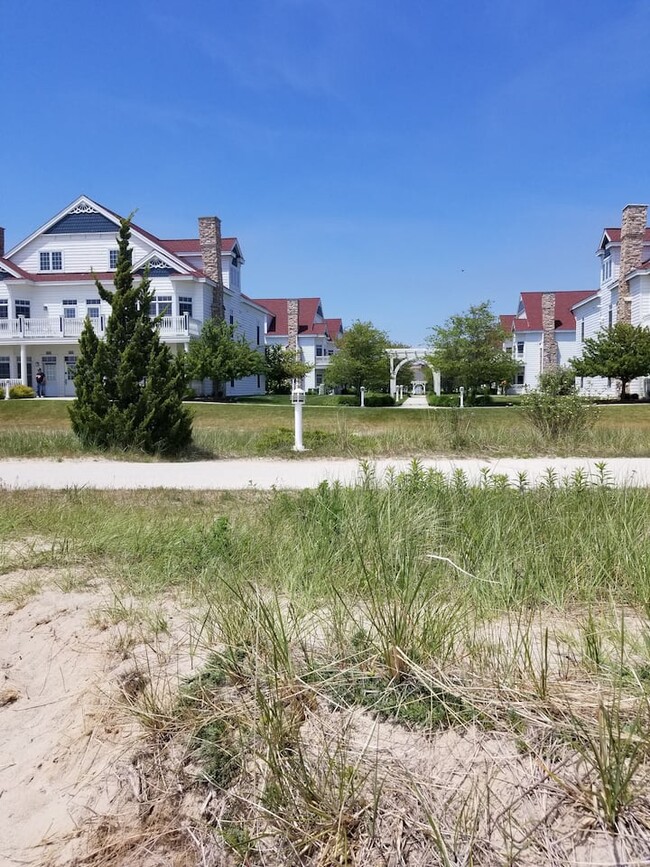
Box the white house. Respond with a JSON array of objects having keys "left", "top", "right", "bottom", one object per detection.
[
  {"left": 573, "top": 204, "right": 650, "bottom": 398},
  {"left": 249, "top": 296, "right": 343, "bottom": 391},
  {"left": 0, "top": 195, "right": 269, "bottom": 397},
  {"left": 500, "top": 291, "right": 593, "bottom": 393}
]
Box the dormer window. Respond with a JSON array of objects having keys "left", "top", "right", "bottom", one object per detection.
[
  {"left": 40, "top": 251, "right": 62, "bottom": 271},
  {"left": 602, "top": 250, "right": 612, "bottom": 282}
]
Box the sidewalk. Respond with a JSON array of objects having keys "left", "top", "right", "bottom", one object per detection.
[{"left": 1, "top": 457, "right": 650, "bottom": 490}]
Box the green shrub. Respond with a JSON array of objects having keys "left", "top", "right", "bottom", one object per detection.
[
  {"left": 538, "top": 366, "right": 577, "bottom": 396},
  {"left": 428, "top": 394, "right": 460, "bottom": 407},
  {"left": 9, "top": 385, "right": 35, "bottom": 399},
  {"left": 521, "top": 390, "right": 597, "bottom": 442},
  {"left": 337, "top": 395, "right": 359, "bottom": 406}
]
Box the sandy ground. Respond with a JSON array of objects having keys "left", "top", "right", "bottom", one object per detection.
[
  {"left": 1, "top": 456, "right": 650, "bottom": 489},
  {"left": 0, "top": 574, "right": 203, "bottom": 867},
  {"left": 1, "top": 576, "right": 646, "bottom": 866}
]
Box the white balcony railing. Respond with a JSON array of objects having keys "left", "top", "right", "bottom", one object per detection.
[{"left": 0, "top": 314, "right": 199, "bottom": 341}]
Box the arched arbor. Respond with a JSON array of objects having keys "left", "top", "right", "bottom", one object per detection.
[{"left": 387, "top": 348, "right": 441, "bottom": 399}]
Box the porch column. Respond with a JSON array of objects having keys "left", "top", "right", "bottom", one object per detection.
[{"left": 20, "top": 343, "right": 27, "bottom": 386}]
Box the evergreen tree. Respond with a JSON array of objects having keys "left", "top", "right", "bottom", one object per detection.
[{"left": 69, "top": 217, "right": 192, "bottom": 455}]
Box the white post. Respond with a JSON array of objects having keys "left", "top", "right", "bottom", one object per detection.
[
  {"left": 294, "top": 402, "right": 303, "bottom": 450},
  {"left": 20, "top": 344, "right": 27, "bottom": 387},
  {"left": 291, "top": 385, "right": 305, "bottom": 451},
  {"left": 459, "top": 386, "right": 465, "bottom": 408},
  {"left": 360, "top": 386, "right": 365, "bottom": 407},
  {"left": 3, "top": 380, "right": 9, "bottom": 400}
]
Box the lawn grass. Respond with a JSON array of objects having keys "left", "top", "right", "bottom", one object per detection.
[
  {"left": 2, "top": 398, "right": 650, "bottom": 459},
  {"left": 3, "top": 471, "right": 650, "bottom": 863}
]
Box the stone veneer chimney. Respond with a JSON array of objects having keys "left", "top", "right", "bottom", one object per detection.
[
  {"left": 287, "top": 299, "right": 299, "bottom": 349},
  {"left": 0, "top": 227, "right": 5, "bottom": 258},
  {"left": 541, "top": 293, "right": 558, "bottom": 370},
  {"left": 617, "top": 204, "right": 648, "bottom": 324},
  {"left": 198, "top": 217, "right": 224, "bottom": 320}
]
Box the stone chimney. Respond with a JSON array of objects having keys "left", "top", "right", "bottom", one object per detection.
[
  {"left": 287, "top": 299, "right": 299, "bottom": 349},
  {"left": 617, "top": 204, "right": 647, "bottom": 324},
  {"left": 198, "top": 217, "right": 224, "bottom": 320},
  {"left": 541, "top": 293, "right": 558, "bottom": 370},
  {"left": 0, "top": 227, "right": 5, "bottom": 258}
]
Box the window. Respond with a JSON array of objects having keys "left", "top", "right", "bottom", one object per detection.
[
  {"left": 0, "top": 300, "right": 7, "bottom": 319},
  {"left": 602, "top": 251, "right": 612, "bottom": 282},
  {"left": 516, "top": 372, "right": 525, "bottom": 385},
  {"left": 0, "top": 356, "right": 9, "bottom": 378},
  {"left": 64, "top": 354, "right": 77, "bottom": 378},
  {"left": 86, "top": 299, "right": 101, "bottom": 319},
  {"left": 257, "top": 374, "right": 261, "bottom": 388},
  {"left": 109, "top": 249, "right": 131, "bottom": 267},
  {"left": 150, "top": 295, "right": 172, "bottom": 317},
  {"left": 62, "top": 299, "right": 77, "bottom": 319},
  {"left": 230, "top": 378, "right": 235, "bottom": 387},
  {"left": 516, "top": 341, "right": 524, "bottom": 355},
  {"left": 316, "top": 346, "right": 323, "bottom": 357},
  {"left": 229, "top": 313, "right": 234, "bottom": 325},
  {"left": 580, "top": 320, "right": 585, "bottom": 342},
  {"left": 15, "top": 299, "right": 30, "bottom": 318},
  {"left": 316, "top": 372, "right": 323, "bottom": 386},
  {"left": 256, "top": 325, "right": 260, "bottom": 345},
  {"left": 608, "top": 307, "right": 613, "bottom": 328},
  {"left": 39, "top": 251, "right": 62, "bottom": 271},
  {"left": 179, "top": 296, "right": 192, "bottom": 317}
]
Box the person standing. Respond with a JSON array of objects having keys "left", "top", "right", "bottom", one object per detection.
[{"left": 35, "top": 367, "right": 46, "bottom": 398}]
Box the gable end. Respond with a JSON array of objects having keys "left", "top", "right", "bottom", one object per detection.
[{"left": 44, "top": 209, "right": 118, "bottom": 235}]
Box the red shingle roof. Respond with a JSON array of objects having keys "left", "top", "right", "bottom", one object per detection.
[
  {"left": 499, "top": 314, "right": 515, "bottom": 332},
  {"left": 511, "top": 291, "right": 594, "bottom": 332},
  {"left": 162, "top": 237, "right": 238, "bottom": 254},
  {"left": 251, "top": 297, "right": 340, "bottom": 337},
  {"left": 0, "top": 257, "right": 31, "bottom": 279},
  {"left": 602, "top": 228, "right": 650, "bottom": 243},
  {"left": 325, "top": 318, "right": 343, "bottom": 338}
]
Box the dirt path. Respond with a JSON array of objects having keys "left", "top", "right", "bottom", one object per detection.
[{"left": 1, "top": 456, "right": 650, "bottom": 489}]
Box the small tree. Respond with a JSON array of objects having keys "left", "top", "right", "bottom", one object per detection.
[
  {"left": 324, "top": 320, "right": 390, "bottom": 393},
  {"left": 264, "top": 345, "right": 313, "bottom": 393},
  {"left": 427, "top": 302, "right": 518, "bottom": 393},
  {"left": 571, "top": 323, "right": 650, "bottom": 400},
  {"left": 185, "top": 319, "right": 266, "bottom": 392},
  {"left": 69, "top": 217, "right": 192, "bottom": 455}
]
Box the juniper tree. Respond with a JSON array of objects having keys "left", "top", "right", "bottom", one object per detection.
[{"left": 69, "top": 217, "right": 192, "bottom": 454}]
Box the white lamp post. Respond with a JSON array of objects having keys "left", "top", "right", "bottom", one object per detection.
[
  {"left": 360, "top": 386, "right": 366, "bottom": 408},
  {"left": 459, "top": 386, "right": 465, "bottom": 408},
  {"left": 291, "top": 384, "right": 305, "bottom": 451}
]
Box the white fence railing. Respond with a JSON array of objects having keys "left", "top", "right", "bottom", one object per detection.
[{"left": 0, "top": 314, "right": 197, "bottom": 341}]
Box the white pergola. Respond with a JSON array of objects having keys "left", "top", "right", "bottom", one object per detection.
[{"left": 386, "top": 348, "right": 441, "bottom": 398}]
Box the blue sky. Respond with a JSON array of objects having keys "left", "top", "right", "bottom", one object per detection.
[{"left": 2, "top": 0, "right": 650, "bottom": 344}]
